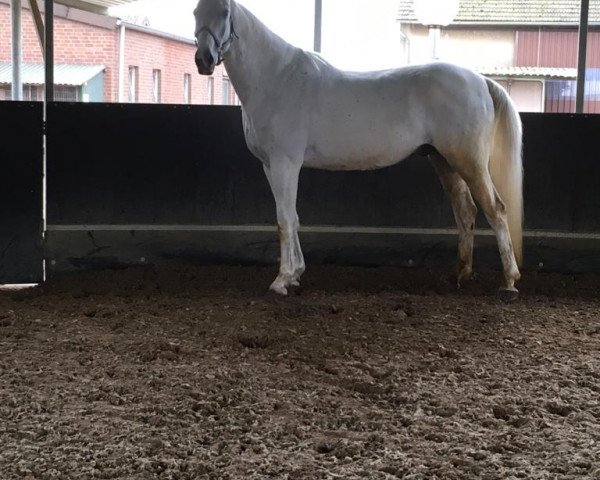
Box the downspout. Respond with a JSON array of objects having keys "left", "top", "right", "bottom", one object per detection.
[
  {"left": 398, "top": 23, "right": 410, "bottom": 65},
  {"left": 541, "top": 79, "right": 546, "bottom": 113},
  {"left": 117, "top": 20, "right": 126, "bottom": 102},
  {"left": 536, "top": 27, "right": 541, "bottom": 67},
  {"left": 11, "top": 0, "right": 23, "bottom": 100}
]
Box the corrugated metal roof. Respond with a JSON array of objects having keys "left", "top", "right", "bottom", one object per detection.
[
  {"left": 477, "top": 66, "right": 577, "bottom": 78},
  {"left": 58, "top": 0, "right": 139, "bottom": 10},
  {"left": 78, "top": 0, "right": 138, "bottom": 6},
  {"left": 398, "top": 0, "right": 600, "bottom": 25},
  {"left": 0, "top": 63, "right": 105, "bottom": 86}
]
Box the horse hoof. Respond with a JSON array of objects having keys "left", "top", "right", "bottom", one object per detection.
[
  {"left": 457, "top": 270, "right": 474, "bottom": 289},
  {"left": 269, "top": 282, "right": 288, "bottom": 296},
  {"left": 499, "top": 287, "right": 519, "bottom": 303},
  {"left": 291, "top": 280, "right": 300, "bottom": 287}
]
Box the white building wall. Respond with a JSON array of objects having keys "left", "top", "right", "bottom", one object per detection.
[{"left": 400, "top": 24, "right": 515, "bottom": 68}]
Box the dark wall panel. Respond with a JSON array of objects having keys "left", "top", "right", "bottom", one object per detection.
[
  {"left": 45, "top": 104, "right": 600, "bottom": 274},
  {"left": 47, "top": 104, "right": 274, "bottom": 225},
  {"left": 521, "top": 113, "right": 600, "bottom": 232},
  {"left": 0, "top": 102, "right": 43, "bottom": 283},
  {"left": 46, "top": 103, "right": 452, "bottom": 228}
]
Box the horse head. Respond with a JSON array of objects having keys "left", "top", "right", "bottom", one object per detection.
[{"left": 193, "top": 0, "right": 236, "bottom": 75}]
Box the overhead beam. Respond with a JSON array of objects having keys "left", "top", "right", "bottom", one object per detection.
[
  {"left": 29, "top": 0, "right": 46, "bottom": 57},
  {"left": 576, "top": 0, "right": 590, "bottom": 113}
]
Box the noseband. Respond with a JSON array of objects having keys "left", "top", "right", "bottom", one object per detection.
[{"left": 196, "top": 17, "right": 238, "bottom": 65}]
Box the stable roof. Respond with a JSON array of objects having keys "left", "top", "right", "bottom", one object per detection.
[{"left": 398, "top": 0, "right": 600, "bottom": 26}]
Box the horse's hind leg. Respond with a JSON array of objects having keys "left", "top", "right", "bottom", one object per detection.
[
  {"left": 462, "top": 168, "right": 520, "bottom": 294},
  {"left": 430, "top": 154, "right": 478, "bottom": 286},
  {"left": 263, "top": 160, "right": 305, "bottom": 296}
]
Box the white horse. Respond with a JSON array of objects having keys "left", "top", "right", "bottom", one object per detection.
[{"left": 193, "top": 0, "right": 523, "bottom": 298}]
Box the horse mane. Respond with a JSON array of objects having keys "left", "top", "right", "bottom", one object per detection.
[{"left": 232, "top": 1, "right": 331, "bottom": 69}]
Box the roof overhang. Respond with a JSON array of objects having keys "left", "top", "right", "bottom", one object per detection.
[{"left": 54, "top": 0, "right": 141, "bottom": 15}]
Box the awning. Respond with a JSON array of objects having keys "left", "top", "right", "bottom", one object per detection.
[
  {"left": 476, "top": 66, "right": 577, "bottom": 80},
  {"left": 0, "top": 63, "right": 105, "bottom": 86}
]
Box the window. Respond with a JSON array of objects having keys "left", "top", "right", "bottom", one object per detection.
[
  {"left": 128, "top": 66, "right": 138, "bottom": 103},
  {"left": 27, "top": 86, "right": 44, "bottom": 101},
  {"left": 545, "top": 70, "right": 600, "bottom": 114},
  {"left": 0, "top": 85, "right": 44, "bottom": 101},
  {"left": 183, "top": 73, "right": 192, "bottom": 104},
  {"left": 152, "top": 69, "right": 162, "bottom": 103},
  {"left": 222, "top": 77, "right": 230, "bottom": 105},
  {"left": 207, "top": 77, "right": 214, "bottom": 104},
  {"left": 0, "top": 86, "right": 10, "bottom": 100},
  {"left": 54, "top": 86, "right": 79, "bottom": 102}
]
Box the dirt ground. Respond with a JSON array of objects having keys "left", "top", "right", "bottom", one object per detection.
[{"left": 1, "top": 265, "right": 600, "bottom": 480}]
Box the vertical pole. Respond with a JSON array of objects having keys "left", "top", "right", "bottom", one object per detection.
[
  {"left": 576, "top": 0, "right": 589, "bottom": 113},
  {"left": 45, "top": 0, "right": 54, "bottom": 103},
  {"left": 11, "top": 0, "right": 23, "bottom": 101},
  {"left": 314, "top": 0, "right": 322, "bottom": 53}
]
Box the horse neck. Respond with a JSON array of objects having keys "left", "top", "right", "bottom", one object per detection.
[{"left": 223, "top": 2, "right": 299, "bottom": 106}]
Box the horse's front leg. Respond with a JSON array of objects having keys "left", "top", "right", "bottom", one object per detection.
[{"left": 263, "top": 159, "right": 305, "bottom": 296}]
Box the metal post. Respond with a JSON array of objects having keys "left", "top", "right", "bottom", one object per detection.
[
  {"left": 314, "top": 0, "right": 322, "bottom": 53},
  {"left": 11, "top": 0, "right": 23, "bottom": 101},
  {"left": 45, "top": 0, "right": 54, "bottom": 103},
  {"left": 576, "top": 0, "right": 589, "bottom": 113}
]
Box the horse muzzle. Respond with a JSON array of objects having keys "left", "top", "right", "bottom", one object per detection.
[{"left": 195, "top": 49, "right": 216, "bottom": 75}]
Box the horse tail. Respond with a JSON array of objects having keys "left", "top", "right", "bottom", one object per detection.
[{"left": 486, "top": 78, "right": 524, "bottom": 266}]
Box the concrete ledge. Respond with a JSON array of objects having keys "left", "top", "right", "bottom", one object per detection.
[{"left": 45, "top": 226, "right": 600, "bottom": 275}]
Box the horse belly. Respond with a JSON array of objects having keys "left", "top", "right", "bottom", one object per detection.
[{"left": 303, "top": 128, "right": 417, "bottom": 171}]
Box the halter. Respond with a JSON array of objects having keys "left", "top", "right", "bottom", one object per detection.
[{"left": 196, "top": 17, "right": 238, "bottom": 65}]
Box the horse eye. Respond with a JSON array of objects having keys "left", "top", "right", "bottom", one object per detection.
[{"left": 223, "top": 9, "right": 230, "bottom": 18}]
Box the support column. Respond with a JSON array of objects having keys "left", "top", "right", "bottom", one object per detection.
[
  {"left": 11, "top": 0, "right": 23, "bottom": 101},
  {"left": 45, "top": 0, "right": 54, "bottom": 103},
  {"left": 314, "top": 0, "right": 322, "bottom": 53},
  {"left": 576, "top": 0, "right": 590, "bottom": 113}
]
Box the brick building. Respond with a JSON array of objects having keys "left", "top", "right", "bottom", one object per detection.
[{"left": 0, "top": 0, "right": 238, "bottom": 105}]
